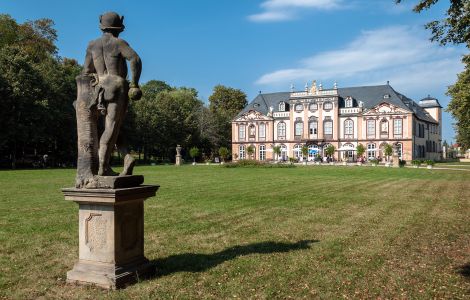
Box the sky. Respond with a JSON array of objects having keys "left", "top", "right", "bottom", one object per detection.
[{"left": 1, "top": 0, "right": 465, "bottom": 142}]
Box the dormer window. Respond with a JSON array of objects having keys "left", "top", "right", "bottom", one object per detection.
[
  {"left": 384, "top": 94, "right": 390, "bottom": 99},
  {"left": 295, "top": 103, "right": 303, "bottom": 112},
  {"left": 345, "top": 97, "right": 353, "bottom": 108},
  {"left": 309, "top": 103, "right": 318, "bottom": 111},
  {"left": 278, "top": 101, "right": 286, "bottom": 112}
]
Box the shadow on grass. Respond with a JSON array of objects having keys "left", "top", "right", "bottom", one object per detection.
[
  {"left": 152, "top": 239, "right": 318, "bottom": 277},
  {"left": 457, "top": 263, "right": 470, "bottom": 279}
]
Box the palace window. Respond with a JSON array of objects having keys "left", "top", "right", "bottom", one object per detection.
[
  {"left": 280, "top": 144, "right": 287, "bottom": 161},
  {"left": 309, "top": 119, "right": 318, "bottom": 138},
  {"left": 295, "top": 103, "right": 303, "bottom": 112},
  {"left": 309, "top": 103, "right": 318, "bottom": 111},
  {"left": 259, "top": 145, "right": 266, "bottom": 161},
  {"left": 239, "top": 145, "right": 245, "bottom": 160},
  {"left": 323, "top": 101, "right": 333, "bottom": 110},
  {"left": 367, "top": 143, "right": 376, "bottom": 159},
  {"left": 295, "top": 121, "right": 303, "bottom": 137},
  {"left": 324, "top": 119, "right": 333, "bottom": 137},
  {"left": 308, "top": 145, "right": 319, "bottom": 161},
  {"left": 293, "top": 144, "right": 302, "bottom": 159},
  {"left": 396, "top": 143, "right": 403, "bottom": 159},
  {"left": 345, "top": 97, "right": 353, "bottom": 108},
  {"left": 278, "top": 101, "right": 286, "bottom": 112},
  {"left": 277, "top": 122, "right": 286, "bottom": 138},
  {"left": 248, "top": 125, "right": 256, "bottom": 139},
  {"left": 239, "top": 124, "right": 245, "bottom": 141},
  {"left": 394, "top": 119, "right": 403, "bottom": 136},
  {"left": 344, "top": 119, "right": 353, "bottom": 137},
  {"left": 367, "top": 120, "right": 375, "bottom": 138},
  {"left": 259, "top": 123, "right": 266, "bottom": 140}
]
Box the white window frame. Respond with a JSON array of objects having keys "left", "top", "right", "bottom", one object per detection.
[
  {"left": 295, "top": 121, "right": 303, "bottom": 137},
  {"left": 259, "top": 145, "right": 266, "bottom": 161},
  {"left": 394, "top": 119, "right": 403, "bottom": 136},
  {"left": 344, "top": 119, "right": 353, "bottom": 136},
  {"left": 277, "top": 122, "right": 286, "bottom": 138},
  {"left": 279, "top": 102, "right": 285, "bottom": 112},
  {"left": 239, "top": 124, "right": 245, "bottom": 141},
  {"left": 239, "top": 145, "right": 245, "bottom": 160},
  {"left": 259, "top": 123, "right": 266, "bottom": 139},
  {"left": 323, "top": 102, "right": 333, "bottom": 110},
  {"left": 367, "top": 143, "right": 376, "bottom": 159},
  {"left": 367, "top": 120, "right": 375, "bottom": 138},
  {"left": 324, "top": 120, "right": 333, "bottom": 136}
]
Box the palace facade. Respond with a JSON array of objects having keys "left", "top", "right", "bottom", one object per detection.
[{"left": 231, "top": 82, "right": 442, "bottom": 162}]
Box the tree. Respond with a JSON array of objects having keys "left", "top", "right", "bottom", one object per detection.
[
  {"left": 246, "top": 145, "right": 255, "bottom": 159},
  {"left": 447, "top": 55, "right": 470, "bottom": 149},
  {"left": 301, "top": 145, "right": 309, "bottom": 162},
  {"left": 384, "top": 143, "right": 393, "bottom": 161},
  {"left": 208, "top": 85, "right": 247, "bottom": 150},
  {"left": 395, "top": 0, "right": 470, "bottom": 46},
  {"left": 218, "top": 147, "right": 229, "bottom": 162},
  {"left": 189, "top": 146, "right": 200, "bottom": 163},
  {"left": 356, "top": 144, "right": 365, "bottom": 158},
  {"left": 325, "top": 145, "right": 335, "bottom": 158},
  {"left": 0, "top": 15, "right": 80, "bottom": 168},
  {"left": 272, "top": 145, "right": 281, "bottom": 161}
]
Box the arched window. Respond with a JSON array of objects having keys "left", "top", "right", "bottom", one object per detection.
[
  {"left": 323, "top": 101, "right": 333, "bottom": 110},
  {"left": 248, "top": 124, "right": 256, "bottom": 138},
  {"left": 344, "top": 119, "right": 353, "bottom": 138},
  {"left": 324, "top": 119, "right": 333, "bottom": 138},
  {"left": 380, "top": 119, "right": 389, "bottom": 137},
  {"left": 278, "top": 101, "right": 285, "bottom": 112},
  {"left": 259, "top": 145, "right": 266, "bottom": 161},
  {"left": 280, "top": 144, "right": 287, "bottom": 161},
  {"left": 308, "top": 145, "right": 319, "bottom": 161},
  {"left": 277, "top": 122, "right": 286, "bottom": 139},
  {"left": 258, "top": 123, "right": 266, "bottom": 140},
  {"left": 309, "top": 103, "right": 318, "bottom": 111},
  {"left": 239, "top": 124, "right": 245, "bottom": 141},
  {"left": 295, "top": 103, "right": 303, "bottom": 112},
  {"left": 239, "top": 145, "right": 246, "bottom": 160},
  {"left": 293, "top": 144, "right": 302, "bottom": 160},
  {"left": 367, "top": 143, "right": 376, "bottom": 159},
  {"left": 309, "top": 118, "right": 318, "bottom": 138},
  {"left": 345, "top": 97, "right": 353, "bottom": 108},
  {"left": 396, "top": 143, "right": 403, "bottom": 159},
  {"left": 295, "top": 121, "right": 303, "bottom": 137},
  {"left": 344, "top": 143, "right": 355, "bottom": 161}
]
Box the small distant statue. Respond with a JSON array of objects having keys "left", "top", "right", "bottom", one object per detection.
[{"left": 75, "top": 12, "right": 142, "bottom": 188}]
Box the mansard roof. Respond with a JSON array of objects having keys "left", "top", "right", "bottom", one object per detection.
[{"left": 236, "top": 84, "right": 438, "bottom": 123}]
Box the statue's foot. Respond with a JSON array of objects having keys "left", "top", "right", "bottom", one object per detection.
[
  {"left": 76, "top": 175, "right": 98, "bottom": 189},
  {"left": 98, "top": 166, "right": 119, "bottom": 176},
  {"left": 120, "top": 154, "right": 135, "bottom": 176}
]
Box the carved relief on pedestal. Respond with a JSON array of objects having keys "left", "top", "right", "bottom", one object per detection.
[{"left": 85, "top": 213, "right": 108, "bottom": 251}]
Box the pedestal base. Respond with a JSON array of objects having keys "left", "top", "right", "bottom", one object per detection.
[
  {"left": 67, "top": 257, "right": 155, "bottom": 289},
  {"left": 63, "top": 184, "right": 158, "bottom": 289}
]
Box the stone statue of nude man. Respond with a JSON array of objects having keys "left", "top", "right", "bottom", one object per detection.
[{"left": 75, "top": 12, "right": 142, "bottom": 188}]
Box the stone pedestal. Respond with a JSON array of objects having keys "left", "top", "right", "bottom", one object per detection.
[
  {"left": 62, "top": 185, "right": 159, "bottom": 289},
  {"left": 175, "top": 155, "right": 182, "bottom": 166}
]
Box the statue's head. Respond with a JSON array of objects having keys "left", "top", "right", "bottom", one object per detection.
[{"left": 99, "top": 12, "right": 125, "bottom": 34}]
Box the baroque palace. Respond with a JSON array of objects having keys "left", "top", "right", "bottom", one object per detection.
[{"left": 231, "top": 82, "right": 442, "bottom": 162}]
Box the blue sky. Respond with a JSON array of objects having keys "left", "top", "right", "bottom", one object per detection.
[{"left": 1, "top": 0, "right": 464, "bottom": 142}]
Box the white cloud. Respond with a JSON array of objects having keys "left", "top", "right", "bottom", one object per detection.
[
  {"left": 255, "top": 26, "right": 464, "bottom": 96},
  {"left": 248, "top": 0, "right": 343, "bottom": 22}
]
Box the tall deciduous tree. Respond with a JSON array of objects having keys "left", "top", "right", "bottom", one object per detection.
[
  {"left": 396, "top": 1, "right": 470, "bottom": 148},
  {"left": 208, "top": 85, "right": 247, "bottom": 150}
]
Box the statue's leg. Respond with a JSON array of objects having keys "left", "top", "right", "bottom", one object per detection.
[
  {"left": 98, "top": 96, "right": 125, "bottom": 176},
  {"left": 116, "top": 100, "right": 135, "bottom": 176}
]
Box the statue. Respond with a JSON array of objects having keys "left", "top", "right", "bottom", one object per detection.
[
  {"left": 175, "top": 145, "right": 182, "bottom": 166},
  {"left": 75, "top": 12, "right": 142, "bottom": 188}
]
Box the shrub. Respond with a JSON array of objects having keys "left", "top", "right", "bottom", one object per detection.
[
  {"left": 356, "top": 144, "right": 365, "bottom": 158},
  {"left": 411, "top": 160, "right": 422, "bottom": 166},
  {"left": 189, "top": 147, "right": 200, "bottom": 163},
  {"left": 222, "top": 160, "right": 295, "bottom": 168},
  {"left": 369, "top": 158, "right": 379, "bottom": 165},
  {"left": 425, "top": 160, "right": 435, "bottom": 166},
  {"left": 325, "top": 145, "right": 335, "bottom": 157},
  {"left": 384, "top": 143, "right": 393, "bottom": 158},
  {"left": 218, "top": 147, "right": 229, "bottom": 162},
  {"left": 399, "top": 160, "right": 406, "bottom": 167}
]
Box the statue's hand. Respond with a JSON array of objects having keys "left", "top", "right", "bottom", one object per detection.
[{"left": 129, "top": 87, "right": 142, "bottom": 101}]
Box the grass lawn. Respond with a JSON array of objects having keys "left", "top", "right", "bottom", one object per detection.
[{"left": 0, "top": 165, "right": 469, "bottom": 299}]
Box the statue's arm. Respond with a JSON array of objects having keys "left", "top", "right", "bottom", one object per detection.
[
  {"left": 82, "top": 45, "right": 96, "bottom": 75},
  {"left": 119, "top": 40, "right": 142, "bottom": 87}
]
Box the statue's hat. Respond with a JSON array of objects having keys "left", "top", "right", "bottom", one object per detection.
[{"left": 99, "top": 12, "right": 125, "bottom": 31}]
